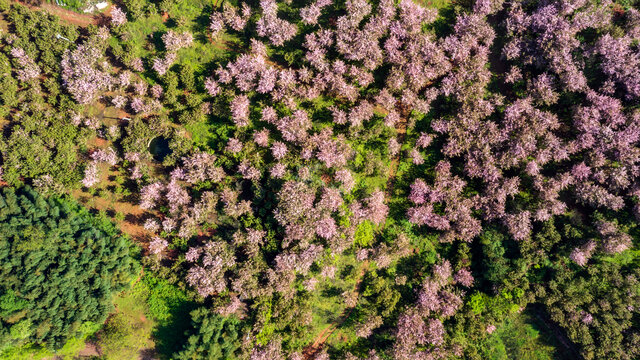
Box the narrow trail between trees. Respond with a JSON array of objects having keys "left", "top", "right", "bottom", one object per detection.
[
  {"left": 11, "top": 0, "right": 109, "bottom": 27},
  {"left": 303, "top": 261, "right": 369, "bottom": 359},
  {"left": 531, "top": 306, "right": 581, "bottom": 359},
  {"left": 303, "top": 103, "right": 410, "bottom": 358}
]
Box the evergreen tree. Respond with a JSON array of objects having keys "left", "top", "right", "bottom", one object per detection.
[
  {"left": 0, "top": 187, "right": 139, "bottom": 351},
  {"left": 173, "top": 308, "right": 243, "bottom": 360}
]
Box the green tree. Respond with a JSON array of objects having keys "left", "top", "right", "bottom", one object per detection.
[
  {"left": 0, "top": 187, "right": 139, "bottom": 352},
  {"left": 173, "top": 308, "right": 243, "bottom": 360}
]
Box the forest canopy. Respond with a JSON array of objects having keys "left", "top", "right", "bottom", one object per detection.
[
  {"left": 0, "top": 0, "right": 638, "bottom": 358},
  {"left": 0, "top": 186, "right": 139, "bottom": 352}
]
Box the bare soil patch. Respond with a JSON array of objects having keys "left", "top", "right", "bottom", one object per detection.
[{"left": 12, "top": 0, "right": 110, "bottom": 27}]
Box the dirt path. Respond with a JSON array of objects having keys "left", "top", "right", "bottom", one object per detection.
[
  {"left": 531, "top": 306, "right": 581, "bottom": 359},
  {"left": 71, "top": 158, "right": 152, "bottom": 243},
  {"left": 303, "top": 261, "right": 369, "bottom": 359},
  {"left": 77, "top": 342, "right": 101, "bottom": 358},
  {"left": 11, "top": 0, "right": 109, "bottom": 27},
  {"left": 73, "top": 187, "right": 150, "bottom": 239},
  {"left": 303, "top": 103, "right": 410, "bottom": 358}
]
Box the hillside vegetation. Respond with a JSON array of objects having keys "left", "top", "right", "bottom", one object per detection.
[{"left": 0, "top": 0, "right": 638, "bottom": 359}]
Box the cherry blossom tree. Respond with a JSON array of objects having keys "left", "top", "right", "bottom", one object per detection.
[
  {"left": 162, "top": 30, "right": 194, "bottom": 52},
  {"left": 569, "top": 240, "right": 596, "bottom": 266},
  {"left": 81, "top": 161, "right": 100, "bottom": 188},
  {"left": 256, "top": 0, "right": 298, "bottom": 46},
  {"left": 300, "top": 0, "right": 332, "bottom": 25},
  {"left": 110, "top": 6, "right": 127, "bottom": 26},
  {"left": 10, "top": 48, "right": 40, "bottom": 82},
  {"left": 61, "top": 40, "right": 113, "bottom": 104},
  {"left": 152, "top": 53, "right": 177, "bottom": 76},
  {"left": 149, "top": 236, "right": 169, "bottom": 256},
  {"left": 230, "top": 95, "right": 250, "bottom": 127}
]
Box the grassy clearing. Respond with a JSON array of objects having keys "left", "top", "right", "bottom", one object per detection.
[
  {"left": 305, "top": 255, "right": 369, "bottom": 350},
  {"left": 97, "top": 284, "right": 157, "bottom": 360},
  {"left": 96, "top": 275, "right": 196, "bottom": 359},
  {"left": 416, "top": 0, "right": 452, "bottom": 9},
  {"left": 1, "top": 274, "right": 195, "bottom": 360},
  {"left": 482, "top": 310, "right": 570, "bottom": 360},
  {"left": 143, "top": 275, "right": 197, "bottom": 357}
]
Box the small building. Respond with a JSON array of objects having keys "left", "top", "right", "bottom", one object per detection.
[{"left": 83, "top": 1, "right": 109, "bottom": 13}]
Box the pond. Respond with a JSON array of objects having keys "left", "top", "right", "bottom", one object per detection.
[{"left": 148, "top": 137, "right": 171, "bottom": 162}]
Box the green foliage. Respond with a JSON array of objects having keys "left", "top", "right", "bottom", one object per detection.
[
  {"left": 143, "top": 275, "right": 196, "bottom": 357},
  {"left": 0, "top": 3, "right": 85, "bottom": 188},
  {"left": 0, "top": 111, "right": 87, "bottom": 187},
  {"left": 179, "top": 64, "right": 196, "bottom": 92},
  {"left": 0, "top": 1, "right": 636, "bottom": 359},
  {"left": 360, "top": 271, "right": 400, "bottom": 317},
  {"left": 479, "top": 227, "right": 527, "bottom": 290},
  {"left": 0, "top": 187, "right": 139, "bottom": 352},
  {"left": 122, "top": 0, "right": 148, "bottom": 20},
  {"left": 468, "top": 292, "right": 487, "bottom": 315},
  {"left": 479, "top": 312, "right": 562, "bottom": 360},
  {"left": 97, "top": 312, "right": 152, "bottom": 360},
  {"left": 5, "top": 4, "right": 78, "bottom": 72},
  {"left": 541, "top": 260, "right": 640, "bottom": 360},
  {"left": 354, "top": 220, "right": 375, "bottom": 247},
  {"left": 121, "top": 116, "right": 169, "bottom": 155},
  {"left": 0, "top": 292, "right": 27, "bottom": 319},
  {"left": 145, "top": 276, "right": 191, "bottom": 322},
  {"left": 0, "top": 342, "right": 53, "bottom": 360},
  {"left": 99, "top": 274, "right": 196, "bottom": 359},
  {"left": 173, "top": 308, "right": 243, "bottom": 360}
]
